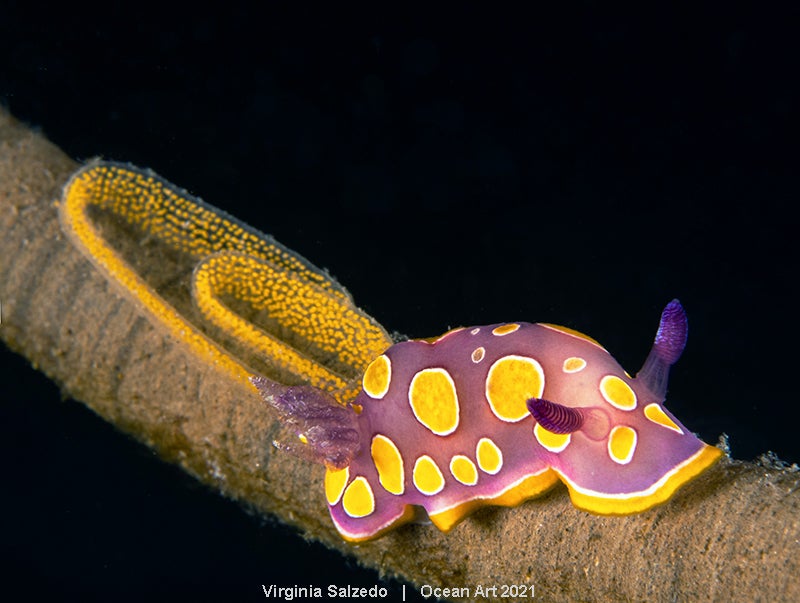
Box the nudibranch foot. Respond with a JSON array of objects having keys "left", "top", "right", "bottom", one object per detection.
[
  {"left": 251, "top": 377, "right": 360, "bottom": 469},
  {"left": 556, "top": 443, "right": 723, "bottom": 516}
]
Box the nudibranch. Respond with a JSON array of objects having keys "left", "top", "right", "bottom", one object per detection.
[{"left": 253, "top": 300, "right": 722, "bottom": 542}]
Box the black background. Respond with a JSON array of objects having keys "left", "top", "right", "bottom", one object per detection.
[{"left": 1, "top": 4, "right": 798, "bottom": 601}]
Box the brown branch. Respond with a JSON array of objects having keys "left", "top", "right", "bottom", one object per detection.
[{"left": 1, "top": 107, "right": 798, "bottom": 602}]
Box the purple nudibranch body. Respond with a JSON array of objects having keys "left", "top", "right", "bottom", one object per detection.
[{"left": 252, "top": 300, "right": 722, "bottom": 542}]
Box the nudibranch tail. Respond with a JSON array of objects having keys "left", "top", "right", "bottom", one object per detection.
[
  {"left": 527, "top": 398, "right": 584, "bottom": 434},
  {"left": 251, "top": 377, "right": 360, "bottom": 469},
  {"left": 636, "top": 298, "right": 688, "bottom": 399}
]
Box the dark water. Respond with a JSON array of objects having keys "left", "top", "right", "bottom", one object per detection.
[{"left": 1, "top": 5, "right": 797, "bottom": 601}]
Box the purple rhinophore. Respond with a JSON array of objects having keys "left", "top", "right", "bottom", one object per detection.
[
  {"left": 654, "top": 299, "right": 688, "bottom": 365},
  {"left": 636, "top": 299, "right": 688, "bottom": 399},
  {"left": 527, "top": 397, "right": 584, "bottom": 434}
]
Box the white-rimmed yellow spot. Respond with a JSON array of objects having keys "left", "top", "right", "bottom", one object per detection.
[
  {"left": 371, "top": 434, "right": 405, "bottom": 495},
  {"left": 599, "top": 375, "right": 637, "bottom": 410},
  {"left": 485, "top": 355, "right": 544, "bottom": 422},
  {"left": 449, "top": 455, "right": 478, "bottom": 486},
  {"left": 324, "top": 466, "right": 350, "bottom": 505},
  {"left": 363, "top": 354, "right": 391, "bottom": 399},
  {"left": 492, "top": 323, "right": 520, "bottom": 336},
  {"left": 476, "top": 437, "right": 503, "bottom": 474},
  {"left": 471, "top": 347, "right": 485, "bottom": 363},
  {"left": 562, "top": 357, "right": 587, "bottom": 373},
  {"left": 413, "top": 455, "right": 445, "bottom": 495},
  {"left": 644, "top": 403, "right": 684, "bottom": 434},
  {"left": 342, "top": 476, "right": 375, "bottom": 517},
  {"left": 608, "top": 426, "right": 638, "bottom": 465},
  {"left": 534, "top": 423, "right": 572, "bottom": 453},
  {"left": 470, "top": 327, "right": 481, "bottom": 335},
  {"left": 408, "top": 368, "right": 460, "bottom": 435}
]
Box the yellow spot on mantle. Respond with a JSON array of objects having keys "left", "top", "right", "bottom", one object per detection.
[
  {"left": 371, "top": 434, "right": 404, "bottom": 495},
  {"left": 492, "top": 323, "right": 520, "bottom": 336},
  {"left": 408, "top": 368, "right": 460, "bottom": 435},
  {"left": 363, "top": 355, "right": 391, "bottom": 399},
  {"left": 413, "top": 455, "right": 445, "bottom": 495},
  {"left": 449, "top": 455, "right": 478, "bottom": 486},
  {"left": 599, "top": 375, "right": 637, "bottom": 411},
  {"left": 644, "top": 403, "right": 683, "bottom": 434},
  {"left": 608, "top": 426, "right": 638, "bottom": 464},
  {"left": 485, "top": 355, "right": 544, "bottom": 422},
  {"left": 476, "top": 437, "right": 503, "bottom": 474},
  {"left": 534, "top": 423, "right": 571, "bottom": 453},
  {"left": 342, "top": 476, "right": 375, "bottom": 518},
  {"left": 562, "top": 356, "right": 587, "bottom": 373},
  {"left": 325, "top": 466, "right": 349, "bottom": 505}
]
